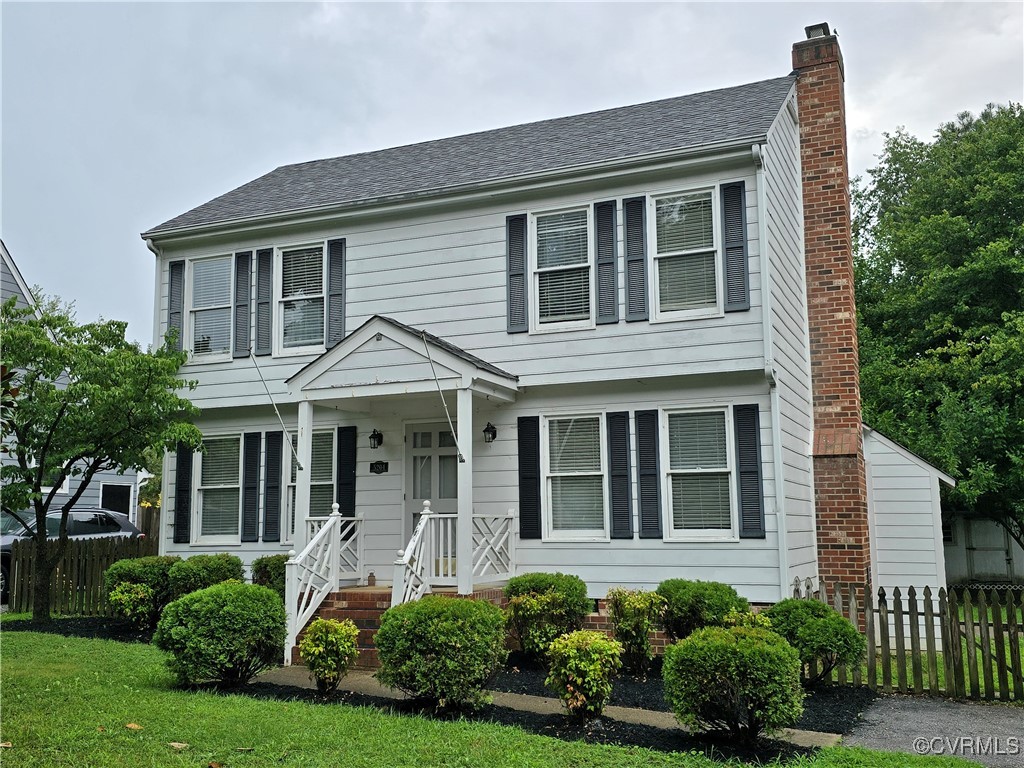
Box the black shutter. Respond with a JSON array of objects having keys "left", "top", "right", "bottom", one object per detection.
[
  {"left": 734, "top": 404, "right": 766, "bottom": 538},
  {"left": 595, "top": 201, "right": 618, "bottom": 325},
  {"left": 173, "top": 442, "right": 192, "bottom": 544},
  {"left": 327, "top": 239, "right": 346, "bottom": 347},
  {"left": 635, "top": 410, "right": 662, "bottom": 538},
  {"left": 241, "top": 432, "right": 261, "bottom": 542},
  {"left": 623, "top": 197, "right": 648, "bottom": 321},
  {"left": 721, "top": 181, "right": 750, "bottom": 312},
  {"left": 517, "top": 416, "right": 541, "bottom": 539},
  {"left": 233, "top": 251, "right": 252, "bottom": 358},
  {"left": 254, "top": 248, "right": 273, "bottom": 356},
  {"left": 507, "top": 214, "right": 528, "bottom": 333},
  {"left": 262, "top": 431, "right": 283, "bottom": 542},
  {"left": 168, "top": 261, "right": 185, "bottom": 351},
  {"left": 607, "top": 412, "right": 633, "bottom": 539},
  {"left": 336, "top": 426, "right": 357, "bottom": 516}
]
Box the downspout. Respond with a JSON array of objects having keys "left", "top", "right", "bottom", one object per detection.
[
  {"left": 754, "top": 143, "right": 790, "bottom": 598},
  {"left": 145, "top": 238, "right": 163, "bottom": 351},
  {"left": 145, "top": 238, "right": 168, "bottom": 557}
]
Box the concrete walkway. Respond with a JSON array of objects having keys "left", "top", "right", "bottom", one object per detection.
[
  {"left": 844, "top": 695, "right": 1023, "bottom": 768},
  {"left": 257, "top": 665, "right": 840, "bottom": 749}
]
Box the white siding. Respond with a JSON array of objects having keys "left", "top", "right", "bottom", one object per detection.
[{"left": 764, "top": 89, "right": 817, "bottom": 586}]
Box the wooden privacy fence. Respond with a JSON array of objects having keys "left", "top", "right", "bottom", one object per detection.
[
  {"left": 10, "top": 536, "right": 157, "bottom": 615},
  {"left": 793, "top": 578, "right": 1024, "bottom": 702}
]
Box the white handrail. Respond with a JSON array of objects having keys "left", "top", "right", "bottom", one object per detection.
[{"left": 391, "top": 500, "right": 436, "bottom": 606}]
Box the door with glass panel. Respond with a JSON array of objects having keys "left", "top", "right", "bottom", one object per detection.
[{"left": 405, "top": 424, "right": 459, "bottom": 580}]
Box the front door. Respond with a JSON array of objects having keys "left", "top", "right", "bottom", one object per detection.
[{"left": 405, "top": 423, "right": 459, "bottom": 527}]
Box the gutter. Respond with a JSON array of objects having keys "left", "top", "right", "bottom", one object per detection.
[{"left": 140, "top": 135, "right": 769, "bottom": 244}]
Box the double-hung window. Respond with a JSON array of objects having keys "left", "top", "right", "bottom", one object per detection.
[
  {"left": 664, "top": 409, "right": 735, "bottom": 539},
  {"left": 543, "top": 415, "right": 607, "bottom": 539},
  {"left": 651, "top": 189, "right": 721, "bottom": 319},
  {"left": 189, "top": 256, "right": 233, "bottom": 356},
  {"left": 278, "top": 244, "right": 326, "bottom": 351},
  {"left": 532, "top": 208, "right": 593, "bottom": 330},
  {"left": 197, "top": 436, "right": 241, "bottom": 542},
  {"left": 284, "top": 431, "right": 335, "bottom": 541}
]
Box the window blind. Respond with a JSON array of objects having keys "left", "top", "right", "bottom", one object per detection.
[
  {"left": 655, "top": 192, "right": 714, "bottom": 253},
  {"left": 672, "top": 474, "right": 731, "bottom": 530},
  {"left": 658, "top": 252, "right": 717, "bottom": 312},
  {"left": 191, "top": 257, "right": 232, "bottom": 354},
  {"left": 282, "top": 247, "right": 325, "bottom": 348},
  {"left": 668, "top": 412, "right": 727, "bottom": 469},
  {"left": 200, "top": 437, "right": 240, "bottom": 537},
  {"left": 536, "top": 210, "right": 590, "bottom": 324},
  {"left": 547, "top": 416, "right": 603, "bottom": 532}
]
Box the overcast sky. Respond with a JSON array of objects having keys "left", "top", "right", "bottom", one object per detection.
[{"left": 3, "top": 1, "right": 1022, "bottom": 344}]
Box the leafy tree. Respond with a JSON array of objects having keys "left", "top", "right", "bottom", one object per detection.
[
  {"left": 0, "top": 295, "right": 201, "bottom": 620},
  {"left": 853, "top": 103, "right": 1024, "bottom": 550}
]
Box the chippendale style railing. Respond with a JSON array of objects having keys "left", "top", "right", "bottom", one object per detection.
[{"left": 284, "top": 504, "right": 363, "bottom": 664}]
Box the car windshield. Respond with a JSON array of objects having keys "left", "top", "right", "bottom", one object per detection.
[{"left": 1, "top": 511, "right": 33, "bottom": 535}]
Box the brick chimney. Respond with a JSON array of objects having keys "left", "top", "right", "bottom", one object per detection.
[{"left": 793, "top": 23, "right": 871, "bottom": 590}]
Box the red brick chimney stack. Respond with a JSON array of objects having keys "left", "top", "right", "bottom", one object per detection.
[{"left": 793, "top": 23, "right": 871, "bottom": 589}]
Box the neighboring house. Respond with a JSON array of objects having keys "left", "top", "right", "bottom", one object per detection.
[
  {"left": 0, "top": 240, "right": 141, "bottom": 520},
  {"left": 141, "top": 24, "right": 950, "bottom": 637},
  {"left": 944, "top": 515, "right": 1024, "bottom": 586}
]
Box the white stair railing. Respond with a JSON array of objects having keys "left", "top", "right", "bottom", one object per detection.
[
  {"left": 284, "top": 504, "right": 363, "bottom": 664},
  {"left": 391, "top": 500, "right": 436, "bottom": 606}
]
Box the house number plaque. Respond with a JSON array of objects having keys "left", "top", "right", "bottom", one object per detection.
[{"left": 370, "top": 461, "right": 389, "bottom": 475}]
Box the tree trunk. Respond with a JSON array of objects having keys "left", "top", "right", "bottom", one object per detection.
[{"left": 30, "top": 534, "right": 65, "bottom": 623}]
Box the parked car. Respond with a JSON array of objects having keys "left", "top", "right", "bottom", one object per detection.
[{"left": 0, "top": 508, "right": 143, "bottom": 602}]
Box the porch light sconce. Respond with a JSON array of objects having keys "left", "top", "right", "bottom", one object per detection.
[
  {"left": 482, "top": 423, "right": 497, "bottom": 444},
  {"left": 369, "top": 429, "right": 384, "bottom": 450}
]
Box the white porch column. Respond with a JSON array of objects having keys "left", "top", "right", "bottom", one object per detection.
[
  {"left": 457, "top": 387, "right": 474, "bottom": 594},
  {"left": 294, "top": 400, "right": 314, "bottom": 553}
]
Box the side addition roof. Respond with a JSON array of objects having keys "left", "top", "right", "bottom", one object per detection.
[{"left": 144, "top": 76, "right": 796, "bottom": 237}]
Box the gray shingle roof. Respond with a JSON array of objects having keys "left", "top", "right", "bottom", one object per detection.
[{"left": 145, "top": 75, "right": 795, "bottom": 236}]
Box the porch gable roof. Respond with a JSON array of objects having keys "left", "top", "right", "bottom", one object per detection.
[{"left": 286, "top": 315, "right": 519, "bottom": 399}]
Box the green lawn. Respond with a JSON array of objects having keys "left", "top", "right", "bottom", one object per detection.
[{"left": 0, "top": 628, "right": 978, "bottom": 768}]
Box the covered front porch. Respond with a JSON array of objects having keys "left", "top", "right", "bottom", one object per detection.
[{"left": 281, "top": 316, "right": 520, "bottom": 658}]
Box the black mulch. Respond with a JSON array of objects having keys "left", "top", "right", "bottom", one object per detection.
[{"left": 3, "top": 618, "right": 875, "bottom": 761}]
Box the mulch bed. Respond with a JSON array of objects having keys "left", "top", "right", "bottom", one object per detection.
[{"left": 4, "top": 618, "right": 876, "bottom": 760}]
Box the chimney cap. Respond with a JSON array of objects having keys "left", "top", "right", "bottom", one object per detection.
[{"left": 805, "top": 22, "right": 831, "bottom": 39}]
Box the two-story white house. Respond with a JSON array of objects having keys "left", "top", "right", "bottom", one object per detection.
[{"left": 142, "top": 25, "right": 952, "bottom": 655}]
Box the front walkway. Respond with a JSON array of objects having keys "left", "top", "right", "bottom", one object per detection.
[{"left": 258, "top": 665, "right": 840, "bottom": 750}]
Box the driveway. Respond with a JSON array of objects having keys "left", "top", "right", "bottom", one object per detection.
[{"left": 844, "top": 695, "right": 1023, "bottom": 767}]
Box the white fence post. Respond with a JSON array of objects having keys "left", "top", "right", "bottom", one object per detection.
[{"left": 284, "top": 549, "right": 297, "bottom": 665}]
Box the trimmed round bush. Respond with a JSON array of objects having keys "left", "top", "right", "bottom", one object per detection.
[
  {"left": 504, "top": 572, "right": 591, "bottom": 658},
  {"left": 252, "top": 554, "right": 288, "bottom": 603},
  {"left": 168, "top": 553, "right": 244, "bottom": 598},
  {"left": 764, "top": 598, "right": 866, "bottom": 685},
  {"left": 545, "top": 630, "right": 623, "bottom": 718},
  {"left": 663, "top": 626, "right": 804, "bottom": 741},
  {"left": 374, "top": 595, "right": 507, "bottom": 710},
  {"left": 153, "top": 581, "right": 286, "bottom": 688},
  {"left": 656, "top": 579, "right": 749, "bottom": 641},
  {"left": 104, "top": 555, "right": 181, "bottom": 623},
  {"left": 606, "top": 587, "right": 667, "bottom": 673},
  {"left": 299, "top": 618, "right": 360, "bottom": 694},
  {"left": 108, "top": 582, "right": 157, "bottom": 629}
]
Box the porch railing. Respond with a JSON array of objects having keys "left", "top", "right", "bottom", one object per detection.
[
  {"left": 284, "top": 505, "right": 363, "bottom": 664},
  {"left": 391, "top": 503, "right": 517, "bottom": 606}
]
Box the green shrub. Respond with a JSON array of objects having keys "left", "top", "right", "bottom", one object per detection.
[
  {"left": 764, "top": 598, "right": 866, "bottom": 685},
  {"left": 153, "top": 581, "right": 286, "bottom": 688},
  {"left": 104, "top": 555, "right": 181, "bottom": 618},
  {"left": 168, "top": 553, "right": 244, "bottom": 598},
  {"left": 545, "top": 630, "right": 622, "bottom": 718},
  {"left": 108, "top": 582, "right": 157, "bottom": 629},
  {"left": 724, "top": 608, "right": 773, "bottom": 630},
  {"left": 252, "top": 554, "right": 288, "bottom": 603},
  {"left": 375, "top": 596, "right": 507, "bottom": 710},
  {"left": 663, "top": 626, "right": 804, "bottom": 742},
  {"left": 299, "top": 618, "right": 360, "bottom": 694},
  {"left": 606, "top": 587, "right": 666, "bottom": 673},
  {"left": 504, "top": 572, "right": 591, "bottom": 658},
  {"left": 655, "top": 579, "right": 749, "bottom": 641}
]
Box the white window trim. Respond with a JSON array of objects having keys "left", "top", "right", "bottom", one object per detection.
[
  {"left": 28, "top": 457, "right": 71, "bottom": 496},
  {"left": 192, "top": 434, "right": 243, "bottom": 546},
  {"left": 540, "top": 412, "right": 609, "bottom": 542},
  {"left": 529, "top": 206, "right": 597, "bottom": 334},
  {"left": 647, "top": 186, "right": 725, "bottom": 324},
  {"left": 273, "top": 241, "right": 328, "bottom": 357},
  {"left": 660, "top": 406, "right": 739, "bottom": 542},
  {"left": 184, "top": 254, "right": 235, "bottom": 363}
]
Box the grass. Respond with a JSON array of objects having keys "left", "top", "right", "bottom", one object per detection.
[{"left": 0, "top": 628, "right": 980, "bottom": 768}]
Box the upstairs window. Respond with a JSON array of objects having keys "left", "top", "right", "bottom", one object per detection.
[
  {"left": 189, "top": 256, "right": 233, "bottom": 356},
  {"left": 665, "top": 409, "right": 735, "bottom": 539},
  {"left": 533, "top": 209, "right": 593, "bottom": 330},
  {"left": 279, "top": 245, "right": 325, "bottom": 351},
  {"left": 543, "top": 415, "right": 607, "bottom": 539},
  {"left": 652, "top": 189, "right": 720, "bottom": 319}
]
